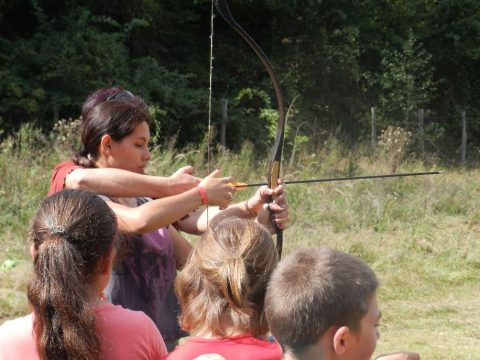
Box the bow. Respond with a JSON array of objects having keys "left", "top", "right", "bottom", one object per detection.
[{"left": 213, "top": 0, "right": 286, "bottom": 257}]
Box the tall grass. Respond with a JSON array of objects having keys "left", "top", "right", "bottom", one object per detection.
[{"left": 0, "top": 124, "right": 479, "bottom": 359}]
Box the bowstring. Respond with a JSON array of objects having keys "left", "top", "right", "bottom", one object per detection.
[{"left": 207, "top": 0, "right": 215, "bottom": 226}]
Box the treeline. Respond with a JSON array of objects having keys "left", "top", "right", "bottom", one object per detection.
[{"left": 1, "top": 0, "right": 480, "bottom": 161}]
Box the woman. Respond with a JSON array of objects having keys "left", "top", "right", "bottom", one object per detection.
[
  {"left": 167, "top": 218, "right": 282, "bottom": 359},
  {"left": 49, "top": 87, "right": 288, "bottom": 233},
  {"left": 50, "top": 87, "right": 201, "bottom": 199},
  {"left": 0, "top": 189, "right": 168, "bottom": 359},
  {"left": 48, "top": 90, "right": 289, "bottom": 351}
]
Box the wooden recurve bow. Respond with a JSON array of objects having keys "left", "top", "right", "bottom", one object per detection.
[{"left": 213, "top": 0, "right": 286, "bottom": 257}]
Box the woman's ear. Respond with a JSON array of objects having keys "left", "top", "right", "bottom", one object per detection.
[
  {"left": 332, "top": 325, "right": 350, "bottom": 356},
  {"left": 99, "top": 134, "right": 113, "bottom": 156}
]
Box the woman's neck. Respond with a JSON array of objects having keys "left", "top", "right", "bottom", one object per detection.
[{"left": 94, "top": 157, "right": 108, "bottom": 169}]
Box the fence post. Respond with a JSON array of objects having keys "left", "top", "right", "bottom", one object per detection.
[
  {"left": 418, "top": 108, "right": 425, "bottom": 160},
  {"left": 461, "top": 110, "right": 467, "bottom": 163},
  {"left": 220, "top": 98, "right": 228, "bottom": 149},
  {"left": 371, "top": 107, "right": 376, "bottom": 151}
]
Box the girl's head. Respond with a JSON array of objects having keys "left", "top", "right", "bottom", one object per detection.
[
  {"left": 28, "top": 189, "right": 117, "bottom": 360},
  {"left": 74, "top": 95, "right": 152, "bottom": 172},
  {"left": 176, "top": 218, "right": 278, "bottom": 338}
]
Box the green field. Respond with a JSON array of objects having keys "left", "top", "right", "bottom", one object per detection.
[{"left": 1, "top": 128, "right": 479, "bottom": 359}]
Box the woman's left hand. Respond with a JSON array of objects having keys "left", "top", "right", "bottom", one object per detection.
[{"left": 248, "top": 179, "right": 289, "bottom": 230}]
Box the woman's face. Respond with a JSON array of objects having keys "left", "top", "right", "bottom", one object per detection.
[{"left": 107, "top": 121, "right": 151, "bottom": 174}]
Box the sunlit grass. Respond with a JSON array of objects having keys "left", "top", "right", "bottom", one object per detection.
[{"left": 0, "top": 124, "right": 479, "bottom": 359}]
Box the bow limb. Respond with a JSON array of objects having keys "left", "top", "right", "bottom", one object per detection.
[{"left": 213, "top": 0, "right": 286, "bottom": 257}]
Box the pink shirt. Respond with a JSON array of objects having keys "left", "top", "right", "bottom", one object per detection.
[
  {"left": 0, "top": 303, "right": 167, "bottom": 359},
  {"left": 166, "top": 335, "right": 282, "bottom": 360}
]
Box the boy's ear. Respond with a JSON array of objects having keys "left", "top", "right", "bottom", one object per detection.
[
  {"left": 99, "top": 134, "right": 113, "bottom": 155},
  {"left": 332, "top": 326, "right": 350, "bottom": 356}
]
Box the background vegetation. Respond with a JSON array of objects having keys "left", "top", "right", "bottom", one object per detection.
[
  {"left": 0, "top": 124, "right": 479, "bottom": 359},
  {"left": 1, "top": 0, "right": 480, "bottom": 160}
]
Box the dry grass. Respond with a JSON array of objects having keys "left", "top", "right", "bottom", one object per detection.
[{"left": 0, "top": 126, "right": 479, "bottom": 358}]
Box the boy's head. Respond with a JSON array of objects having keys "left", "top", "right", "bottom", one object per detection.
[{"left": 265, "top": 247, "right": 380, "bottom": 360}]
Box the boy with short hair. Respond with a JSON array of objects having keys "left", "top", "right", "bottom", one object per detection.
[{"left": 265, "top": 247, "right": 419, "bottom": 360}]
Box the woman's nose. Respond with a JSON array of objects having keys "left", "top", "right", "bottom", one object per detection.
[{"left": 143, "top": 147, "right": 151, "bottom": 161}]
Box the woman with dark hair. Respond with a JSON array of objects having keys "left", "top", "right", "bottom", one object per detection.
[
  {"left": 167, "top": 218, "right": 282, "bottom": 359},
  {"left": 0, "top": 189, "right": 168, "bottom": 359},
  {"left": 48, "top": 88, "right": 289, "bottom": 351},
  {"left": 50, "top": 87, "right": 202, "bottom": 199}
]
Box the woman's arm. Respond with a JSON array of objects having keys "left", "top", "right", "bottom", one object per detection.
[
  {"left": 66, "top": 165, "right": 200, "bottom": 198},
  {"left": 173, "top": 201, "right": 250, "bottom": 234},
  {"left": 168, "top": 226, "right": 193, "bottom": 270},
  {"left": 176, "top": 180, "right": 289, "bottom": 235},
  {"left": 106, "top": 170, "right": 235, "bottom": 234}
]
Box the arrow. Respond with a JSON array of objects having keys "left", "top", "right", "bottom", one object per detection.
[{"left": 232, "top": 171, "right": 443, "bottom": 188}]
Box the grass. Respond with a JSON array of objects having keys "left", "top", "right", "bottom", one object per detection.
[{"left": 0, "top": 124, "right": 479, "bottom": 359}]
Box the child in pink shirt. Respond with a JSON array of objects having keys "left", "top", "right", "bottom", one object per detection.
[
  {"left": 167, "top": 218, "right": 282, "bottom": 360},
  {"left": 0, "top": 190, "right": 167, "bottom": 359}
]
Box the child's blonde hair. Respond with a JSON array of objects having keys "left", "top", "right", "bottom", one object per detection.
[{"left": 176, "top": 218, "right": 278, "bottom": 337}]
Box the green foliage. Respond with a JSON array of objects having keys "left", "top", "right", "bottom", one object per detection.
[
  {"left": 0, "top": 0, "right": 206, "bottom": 148},
  {"left": 1, "top": 0, "right": 480, "bottom": 162},
  {"left": 130, "top": 57, "right": 206, "bottom": 146},
  {"left": 224, "top": 87, "right": 275, "bottom": 154},
  {"left": 0, "top": 3, "right": 131, "bottom": 128},
  {"left": 50, "top": 118, "right": 81, "bottom": 156},
  {"left": 373, "top": 31, "right": 436, "bottom": 128}
]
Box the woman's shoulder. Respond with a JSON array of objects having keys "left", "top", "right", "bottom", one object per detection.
[{"left": 48, "top": 160, "right": 83, "bottom": 196}]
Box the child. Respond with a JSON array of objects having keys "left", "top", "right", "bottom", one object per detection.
[
  {"left": 265, "top": 247, "right": 419, "bottom": 360},
  {"left": 167, "top": 218, "right": 282, "bottom": 359},
  {"left": 0, "top": 190, "right": 167, "bottom": 359}
]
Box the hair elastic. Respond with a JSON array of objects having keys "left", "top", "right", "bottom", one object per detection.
[{"left": 50, "top": 225, "right": 66, "bottom": 235}]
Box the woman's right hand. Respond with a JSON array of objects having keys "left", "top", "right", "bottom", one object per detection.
[
  {"left": 167, "top": 165, "right": 201, "bottom": 195},
  {"left": 198, "top": 169, "right": 236, "bottom": 209}
]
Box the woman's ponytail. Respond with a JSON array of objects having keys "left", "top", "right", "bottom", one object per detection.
[{"left": 73, "top": 145, "right": 96, "bottom": 168}]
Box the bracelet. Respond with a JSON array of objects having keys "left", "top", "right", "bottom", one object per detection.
[
  {"left": 244, "top": 199, "right": 256, "bottom": 217},
  {"left": 197, "top": 186, "right": 208, "bottom": 205}
]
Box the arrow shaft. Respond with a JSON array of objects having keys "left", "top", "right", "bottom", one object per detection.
[{"left": 234, "top": 171, "right": 443, "bottom": 188}]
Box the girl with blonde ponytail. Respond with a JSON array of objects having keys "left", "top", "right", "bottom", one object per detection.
[
  {"left": 167, "top": 218, "right": 282, "bottom": 359},
  {"left": 0, "top": 190, "right": 168, "bottom": 359}
]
